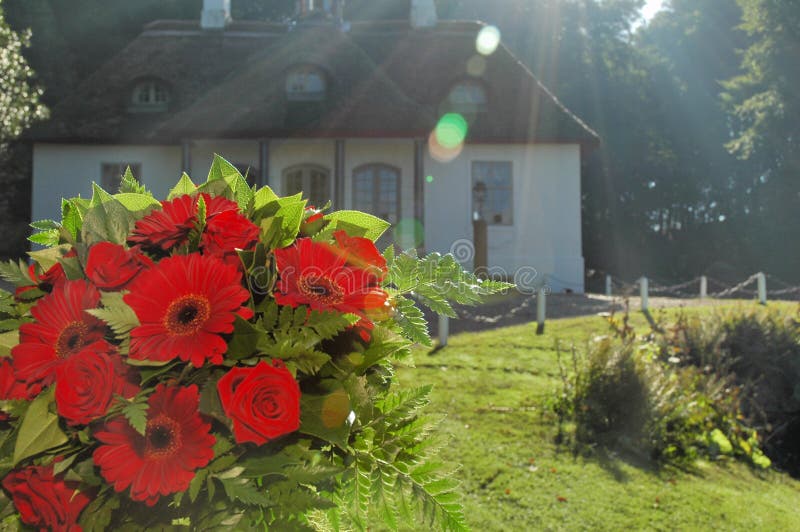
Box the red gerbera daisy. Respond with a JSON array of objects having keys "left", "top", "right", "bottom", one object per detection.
[
  {"left": 274, "top": 236, "right": 389, "bottom": 336},
  {"left": 12, "top": 280, "right": 106, "bottom": 389},
  {"left": 127, "top": 194, "right": 196, "bottom": 252},
  {"left": 92, "top": 384, "right": 214, "bottom": 506},
  {"left": 124, "top": 253, "right": 253, "bottom": 367}
]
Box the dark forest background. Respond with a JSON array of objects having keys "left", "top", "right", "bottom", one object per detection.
[{"left": 2, "top": 0, "right": 798, "bottom": 286}]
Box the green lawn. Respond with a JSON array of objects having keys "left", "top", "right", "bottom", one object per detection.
[{"left": 395, "top": 302, "right": 800, "bottom": 530}]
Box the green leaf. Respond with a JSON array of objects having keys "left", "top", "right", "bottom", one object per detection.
[
  {"left": 13, "top": 388, "right": 68, "bottom": 465},
  {"left": 81, "top": 197, "right": 136, "bottom": 245},
  {"left": 86, "top": 292, "right": 139, "bottom": 353},
  {"left": 0, "top": 331, "right": 19, "bottom": 357},
  {"left": 122, "top": 400, "right": 148, "bottom": 437},
  {"left": 78, "top": 491, "right": 119, "bottom": 532},
  {"left": 220, "top": 477, "right": 272, "bottom": 507},
  {"left": 225, "top": 317, "right": 266, "bottom": 360},
  {"left": 61, "top": 199, "right": 83, "bottom": 241},
  {"left": 113, "top": 193, "right": 160, "bottom": 212},
  {"left": 189, "top": 468, "right": 209, "bottom": 503},
  {"left": 299, "top": 385, "right": 352, "bottom": 449},
  {"left": 119, "top": 166, "right": 150, "bottom": 195},
  {"left": 28, "top": 229, "right": 59, "bottom": 247},
  {"left": 0, "top": 260, "right": 32, "bottom": 286},
  {"left": 89, "top": 182, "right": 115, "bottom": 207},
  {"left": 207, "top": 153, "right": 241, "bottom": 183},
  {"left": 252, "top": 185, "right": 279, "bottom": 211},
  {"left": 393, "top": 297, "right": 431, "bottom": 346},
  {"left": 323, "top": 211, "right": 391, "bottom": 241},
  {"left": 28, "top": 244, "right": 73, "bottom": 272},
  {"left": 168, "top": 173, "right": 197, "bottom": 200}
]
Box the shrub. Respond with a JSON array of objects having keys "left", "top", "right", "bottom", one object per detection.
[
  {"left": 555, "top": 310, "right": 772, "bottom": 469},
  {"left": 658, "top": 307, "right": 800, "bottom": 474}
]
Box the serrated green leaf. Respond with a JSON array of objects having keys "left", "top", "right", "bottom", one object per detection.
[
  {"left": 61, "top": 199, "right": 83, "bottom": 241},
  {"left": 0, "top": 260, "right": 32, "bottom": 286},
  {"left": 225, "top": 316, "right": 266, "bottom": 359},
  {"left": 13, "top": 388, "right": 68, "bottom": 465},
  {"left": 81, "top": 197, "right": 136, "bottom": 245},
  {"left": 323, "top": 211, "right": 390, "bottom": 241},
  {"left": 122, "top": 400, "right": 148, "bottom": 436},
  {"left": 28, "top": 229, "right": 60, "bottom": 247},
  {"left": 113, "top": 193, "right": 160, "bottom": 212},
  {"left": 119, "top": 166, "right": 150, "bottom": 195},
  {"left": 220, "top": 477, "right": 272, "bottom": 506},
  {"left": 393, "top": 297, "right": 431, "bottom": 346},
  {"left": 168, "top": 173, "right": 197, "bottom": 200},
  {"left": 89, "top": 182, "right": 115, "bottom": 207}
]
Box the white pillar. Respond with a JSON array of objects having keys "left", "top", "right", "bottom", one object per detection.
[
  {"left": 605, "top": 275, "right": 612, "bottom": 296},
  {"left": 640, "top": 276, "right": 649, "bottom": 311},
  {"left": 438, "top": 315, "right": 449, "bottom": 346},
  {"left": 700, "top": 276, "right": 707, "bottom": 299},
  {"left": 757, "top": 272, "right": 767, "bottom": 305}
]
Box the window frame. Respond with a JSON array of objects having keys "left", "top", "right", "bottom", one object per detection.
[
  {"left": 285, "top": 65, "right": 327, "bottom": 102},
  {"left": 351, "top": 163, "right": 402, "bottom": 226},
  {"left": 128, "top": 79, "right": 171, "bottom": 113},
  {"left": 281, "top": 163, "right": 332, "bottom": 208},
  {"left": 100, "top": 162, "right": 142, "bottom": 193},
  {"left": 471, "top": 160, "right": 513, "bottom": 226}
]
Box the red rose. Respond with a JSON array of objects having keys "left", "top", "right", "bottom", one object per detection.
[
  {"left": 217, "top": 360, "right": 301, "bottom": 445},
  {"left": 2, "top": 464, "right": 91, "bottom": 531},
  {"left": 55, "top": 341, "right": 139, "bottom": 425},
  {"left": 200, "top": 209, "right": 259, "bottom": 266},
  {"left": 85, "top": 242, "right": 151, "bottom": 290}
]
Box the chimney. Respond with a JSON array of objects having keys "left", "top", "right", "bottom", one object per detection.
[
  {"left": 410, "top": 0, "right": 437, "bottom": 29},
  {"left": 201, "top": 0, "right": 231, "bottom": 30}
]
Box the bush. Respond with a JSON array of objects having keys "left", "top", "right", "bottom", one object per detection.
[
  {"left": 555, "top": 310, "right": 772, "bottom": 469},
  {"left": 658, "top": 307, "right": 800, "bottom": 474}
]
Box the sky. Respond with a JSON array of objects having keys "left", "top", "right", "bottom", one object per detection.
[{"left": 641, "top": 0, "right": 665, "bottom": 22}]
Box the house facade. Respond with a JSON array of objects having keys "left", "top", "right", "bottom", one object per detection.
[{"left": 29, "top": 0, "right": 597, "bottom": 292}]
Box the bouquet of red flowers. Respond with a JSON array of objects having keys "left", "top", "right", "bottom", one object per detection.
[{"left": 0, "top": 156, "right": 509, "bottom": 530}]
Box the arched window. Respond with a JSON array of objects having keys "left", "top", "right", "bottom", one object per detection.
[
  {"left": 285, "top": 66, "right": 327, "bottom": 101},
  {"left": 129, "top": 80, "right": 170, "bottom": 112},
  {"left": 352, "top": 164, "right": 401, "bottom": 225},
  {"left": 446, "top": 81, "right": 487, "bottom": 113},
  {"left": 283, "top": 164, "right": 330, "bottom": 207}
]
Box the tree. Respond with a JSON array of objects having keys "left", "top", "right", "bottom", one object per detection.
[
  {"left": 0, "top": 0, "right": 46, "bottom": 142},
  {"left": 721, "top": 0, "right": 800, "bottom": 279}
]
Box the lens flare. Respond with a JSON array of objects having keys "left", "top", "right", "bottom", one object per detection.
[
  {"left": 435, "top": 113, "right": 468, "bottom": 149},
  {"left": 393, "top": 218, "right": 425, "bottom": 250},
  {"left": 466, "top": 54, "right": 487, "bottom": 77},
  {"left": 476, "top": 26, "right": 500, "bottom": 56}
]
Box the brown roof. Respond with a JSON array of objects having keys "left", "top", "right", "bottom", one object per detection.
[{"left": 29, "top": 19, "right": 598, "bottom": 145}]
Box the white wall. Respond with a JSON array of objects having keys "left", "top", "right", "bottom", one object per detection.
[
  {"left": 424, "top": 143, "right": 584, "bottom": 293},
  {"left": 32, "top": 143, "right": 182, "bottom": 223}
]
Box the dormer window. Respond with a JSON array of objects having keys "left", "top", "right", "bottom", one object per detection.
[
  {"left": 129, "top": 80, "right": 170, "bottom": 113},
  {"left": 285, "top": 66, "right": 326, "bottom": 101},
  {"left": 447, "top": 82, "right": 487, "bottom": 113}
]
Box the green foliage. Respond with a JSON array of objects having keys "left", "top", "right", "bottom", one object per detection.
[
  {"left": 13, "top": 387, "right": 67, "bottom": 465},
  {"left": 554, "top": 308, "right": 776, "bottom": 469},
  {"left": 386, "top": 250, "right": 512, "bottom": 345},
  {"left": 327, "top": 385, "right": 467, "bottom": 531},
  {"left": 0, "top": 1, "right": 47, "bottom": 141}
]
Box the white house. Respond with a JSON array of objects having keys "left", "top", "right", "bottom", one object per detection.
[{"left": 28, "top": 0, "right": 598, "bottom": 292}]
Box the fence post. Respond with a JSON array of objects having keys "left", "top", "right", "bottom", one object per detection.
[
  {"left": 700, "top": 276, "right": 707, "bottom": 299},
  {"left": 438, "top": 315, "right": 449, "bottom": 346},
  {"left": 605, "top": 275, "right": 612, "bottom": 297},
  {"left": 640, "top": 276, "right": 649, "bottom": 311},
  {"left": 536, "top": 286, "right": 546, "bottom": 334},
  {"left": 757, "top": 272, "right": 767, "bottom": 305}
]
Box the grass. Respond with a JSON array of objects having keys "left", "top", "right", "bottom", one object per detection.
[{"left": 395, "top": 301, "right": 800, "bottom": 530}]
